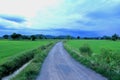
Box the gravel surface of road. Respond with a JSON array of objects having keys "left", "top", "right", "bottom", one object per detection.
[{"left": 36, "top": 42, "right": 107, "bottom": 80}]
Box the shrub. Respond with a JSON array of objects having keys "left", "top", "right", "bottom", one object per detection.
[
  {"left": 30, "top": 35, "right": 36, "bottom": 41},
  {"left": 79, "top": 43, "right": 92, "bottom": 56},
  {"left": 40, "top": 45, "right": 46, "bottom": 50},
  {"left": 112, "top": 34, "right": 119, "bottom": 41}
]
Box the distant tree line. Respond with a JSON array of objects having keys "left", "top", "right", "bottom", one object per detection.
[
  {"left": 2, "top": 33, "right": 75, "bottom": 40},
  {"left": 2, "top": 33, "right": 120, "bottom": 41},
  {"left": 76, "top": 33, "right": 120, "bottom": 41},
  {"left": 2, "top": 33, "right": 47, "bottom": 41}
]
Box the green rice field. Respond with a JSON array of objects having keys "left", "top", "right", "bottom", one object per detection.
[
  {"left": 66, "top": 40, "right": 120, "bottom": 54},
  {"left": 0, "top": 40, "right": 51, "bottom": 64}
]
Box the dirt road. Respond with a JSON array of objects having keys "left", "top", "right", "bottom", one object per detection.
[{"left": 36, "top": 42, "right": 107, "bottom": 80}]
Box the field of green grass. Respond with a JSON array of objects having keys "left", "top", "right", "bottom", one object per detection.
[
  {"left": 65, "top": 40, "right": 120, "bottom": 80},
  {"left": 0, "top": 40, "right": 51, "bottom": 64},
  {"left": 0, "top": 40, "right": 54, "bottom": 79},
  {"left": 66, "top": 40, "right": 120, "bottom": 54}
]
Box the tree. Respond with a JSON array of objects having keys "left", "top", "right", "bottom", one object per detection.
[
  {"left": 30, "top": 35, "right": 36, "bottom": 41},
  {"left": 77, "top": 36, "right": 80, "bottom": 39},
  {"left": 11, "top": 33, "right": 17, "bottom": 40},
  {"left": 3, "top": 35, "right": 9, "bottom": 39},
  {"left": 11, "top": 33, "right": 22, "bottom": 40},
  {"left": 112, "top": 34, "right": 119, "bottom": 41},
  {"left": 66, "top": 35, "right": 72, "bottom": 39},
  {"left": 101, "top": 36, "right": 111, "bottom": 40},
  {"left": 38, "top": 34, "right": 45, "bottom": 39},
  {"left": 22, "top": 35, "right": 30, "bottom": 40}
]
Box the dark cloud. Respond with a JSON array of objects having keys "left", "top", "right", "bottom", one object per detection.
[
  {"left": 51, "top": 29, "right": 99, "bottom": 37},
  {"left": 0, "top": 15, "right": 26, "bottom": 23},
  {"left": 0, "top": 24, "right": 7, "bottom": 29},
  {"left": 0, "top": 28, "right": 100, "bottom": 37},
  {"left": 76, "top": 20, "right": 95, "bottom": 26},
  {"left": 86, "top": 5, "right": 120, "bottom": 20}
]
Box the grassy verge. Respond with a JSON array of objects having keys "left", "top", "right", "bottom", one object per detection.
[
  {"left": 64, "top": 41, "right": 120, "bottom": 80},
  {"left": 11, "top": 42, "right": 55, "bottom": 80},
  {"left": 0, "top": 49, "right": 36, "bottom": 79}
]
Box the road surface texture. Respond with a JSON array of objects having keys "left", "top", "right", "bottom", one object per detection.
[{"left": 36, "top": 42, "right": 107, "bottom": 80}]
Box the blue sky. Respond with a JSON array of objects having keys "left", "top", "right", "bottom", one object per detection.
[{"left": 0, "top": 0, "right": 120, "bottom": 37}]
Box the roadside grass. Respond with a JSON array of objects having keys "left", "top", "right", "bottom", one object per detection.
[
  {"left": 0, "top": 40, "right": 53, "bottom": 79},
  {"left": 11, "top": 42, "right": 55, "bottom": 80},
  {"left": 64, "top": 40, "right": 120, "bottom": 80}
]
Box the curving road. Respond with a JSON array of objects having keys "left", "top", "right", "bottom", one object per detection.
[{"left": 36, "top": 42, "right": 107, "bottom": 80}]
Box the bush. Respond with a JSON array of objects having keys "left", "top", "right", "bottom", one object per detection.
[
  {"left": 79, "top": 43, "right": 92, "bottom": 56},
  {"left": 112, "top": 34, "right": 119, "bottom": 41}
]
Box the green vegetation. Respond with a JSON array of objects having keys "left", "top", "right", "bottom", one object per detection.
[
  {"left": 0, "top": 40, "right": 52, "bottom": 79},
  {"left": 66, "top": 40, "right": 120, "bottom": 53},
  {"left": 79, "top": 43, "right": 92, "bottom": 56},
  {"left": 64, "top": 40, "right": 120, "bottom": 80},
  {"left": 30, "top": 35, "right": 37, "bottom": 41},
  {"left": 0, "top": 40, "right": 50, "bottom": 64},
  {"left": 11, "top": 42, "right": 55, "bottom": 80},
  {"left": 112, "top": 34, "right": 119, "bottom": 41}
]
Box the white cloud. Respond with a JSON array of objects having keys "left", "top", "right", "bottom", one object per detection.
[
  {"left": 0, "top": 0, "right": 63, "bottom": 18},
  {"left": 0, "top": 0, "right": 65, "bottom": 29},
  {"left": 0, "top": 0, "right": 120, "bottom": 32}
]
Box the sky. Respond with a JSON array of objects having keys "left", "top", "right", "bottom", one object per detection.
[{"left": 0, "top": 0, "right": 120, "bottom": 37}]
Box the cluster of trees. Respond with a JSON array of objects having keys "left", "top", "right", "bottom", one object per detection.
[
  {"left": 3, "top": 33, "right": 47, "bottom": 41},
  {"left": 102, "top": 34, "right": 119, "bottom": 41},
  {"left": 2, "top": 33, "right": 75, "bottom": 40},
  {"left": 76, "top": 34, "right": 120, "bottom": 41}
]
